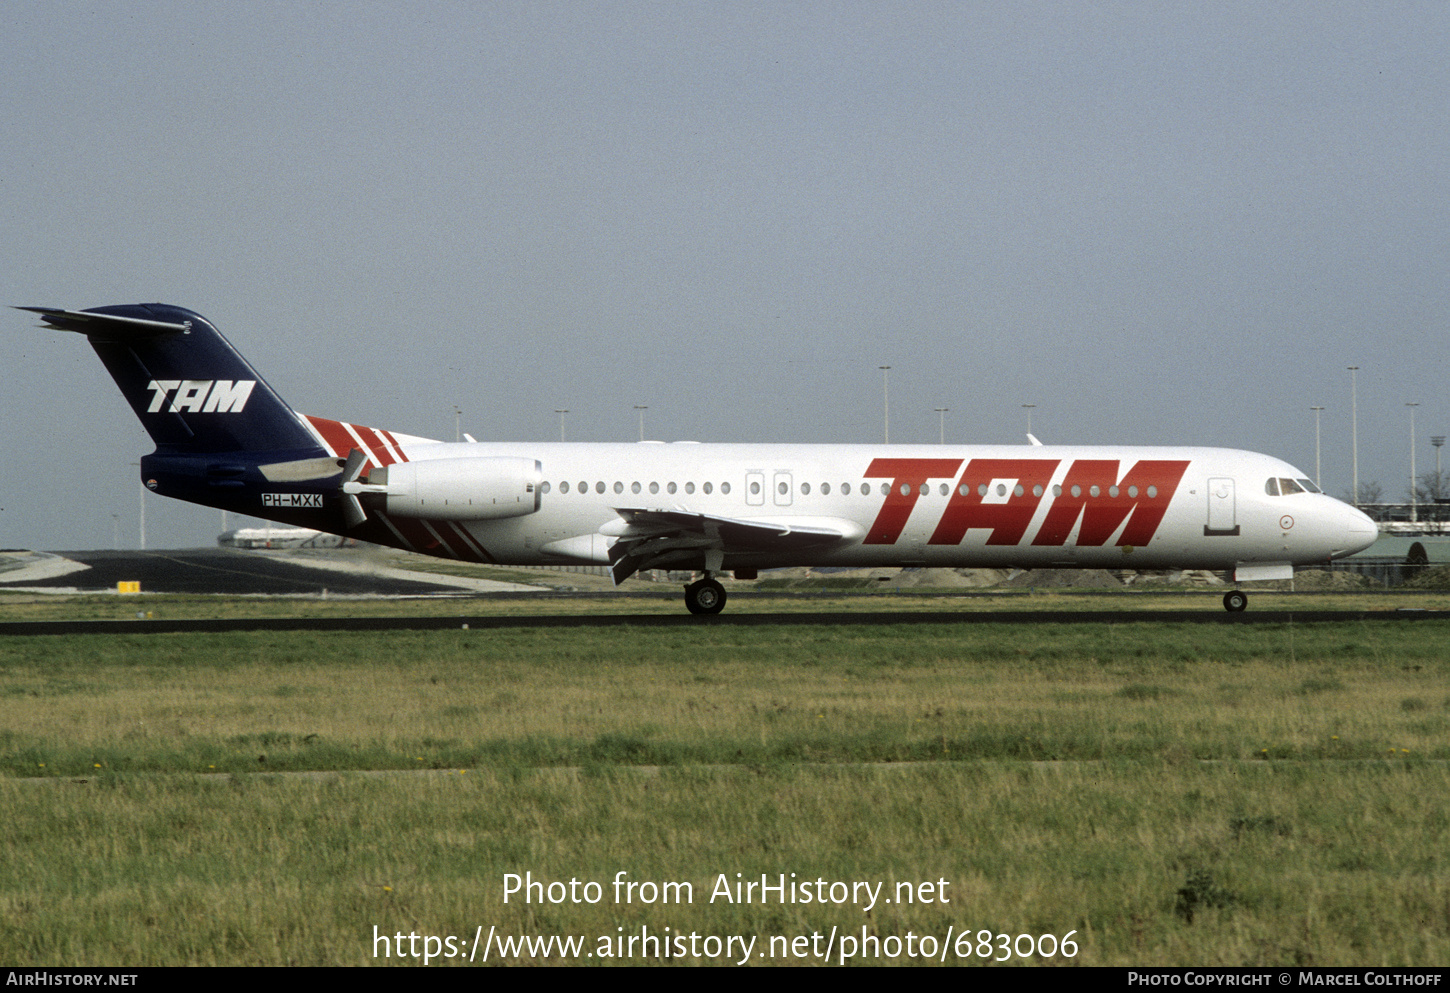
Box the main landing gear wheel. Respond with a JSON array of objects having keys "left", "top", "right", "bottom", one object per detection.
[
  {"left": 1223, "top": 590, "right": 1248, "bottom": 613},
  {"left": 685, "top": 578, "right": 727, "bottom": 615}
]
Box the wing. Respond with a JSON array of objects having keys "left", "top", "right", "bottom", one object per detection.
[{"left": 600, "top": 508, "right": 864, "bottom": 585}]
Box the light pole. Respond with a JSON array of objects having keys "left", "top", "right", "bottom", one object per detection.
[
  {"left": 1310, "top": 406, "right": 1325, "bottom": 490},
  {"left": 1022, "top": 403, "right": 1036, "bottom": 439},
  {"left": 555, "top": 409, "right": 568, "bottom": 443},
  {"left": 132, "top": 461, "right": 145, "bottom": 550},
  {"left": 634, "top": 405, "right": 648, "bottom": 442},
  {"left": 1408, "top": 402, "right": 1420, "bottom": 523},
  {"left": 935, "top": 408, "right": 949, "bottom": 445},
  {"left": 1348, "top": 367, "right": 1359, "bottom": 505},
  {"left": 1434, "top": 436, "right": 1447, "bottom": 512},
  {"left": 452, "top": 405, "right": 462, "bottom": 443},
  {"left": 879, "top": 367, "right": 890, "bottom": 444}
]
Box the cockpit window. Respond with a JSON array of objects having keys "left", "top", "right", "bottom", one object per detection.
[{"left": 1267, "top": 477, "right": 1312, "bottom": 496}]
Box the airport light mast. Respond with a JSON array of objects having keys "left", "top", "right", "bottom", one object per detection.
[
  {"left": 1310, "top": 406, "right": 1325, "bottom": 491},
  {"left": 1348, "top": 367, "right": 1359, "bottom": 505},
  {"left": 879, "top": 367, "right": 890, "bottom": 444},
  {"left": 1408, "top": 402, "right": 1420, "bottom": 523}
]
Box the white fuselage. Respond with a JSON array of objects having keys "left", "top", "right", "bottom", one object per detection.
[{"left": 335, "top": 432, "right": 1379, "bottom": 576}]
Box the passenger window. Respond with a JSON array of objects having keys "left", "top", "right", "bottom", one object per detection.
[
  {"left": 940, "top": 483, "right": 949, "bottom": 496},
  {"left": 614, "top": 481, "right": 624, "bottom": 494},
  {"left": 595, "top": 481, "right": 605, "bottom": 494},
  {"left": 822, "top": 482, "right": 831, "bottom": 495},
  {"left": 721, "top": 482, "right": 731, "bottom": 494},
  {"left": 703, "top": 482, "right": 713, "bottom": 494},
  {"left": 541, "top": 481, "right": 551, "bottom": 493},
  {"left": 631, "top": 482, "right": 641, "bottom": 494},
  {"left": 667, "top": 482, "right": 677, "bottom": 494},
  {"left": 750, "top": 481, "right": 761, "bottom": 495},
  {"left": 649, "top": 481, "right": 659, "bottom": 494},
  {"left": 560, "top": 481, "right": 570, "bottom": 494},
  {"left": 880, "top": 482, "right": 890, "bottom": 496},
  {"left": 801, "top": 482, "right": 811, "bottom": 495},
  {"left": 685, "top": 482, "right": 695, "bottom": 494}
]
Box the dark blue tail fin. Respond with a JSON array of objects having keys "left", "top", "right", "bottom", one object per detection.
[{"left": 19, "top": 304, "right": 319, "bottom": 454}]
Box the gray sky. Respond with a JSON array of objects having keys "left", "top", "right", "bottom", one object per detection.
[{"left": 3, "top": 1, "right": 1447, "bottom": 550}]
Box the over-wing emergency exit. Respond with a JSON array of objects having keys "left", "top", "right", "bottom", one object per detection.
[{"left": 19, "top": 304, "right": 1378, "bottom": 614}]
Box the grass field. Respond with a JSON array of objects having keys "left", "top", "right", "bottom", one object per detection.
[{"left": 1, "top": 600, "right": 1448, "bottom": 965}]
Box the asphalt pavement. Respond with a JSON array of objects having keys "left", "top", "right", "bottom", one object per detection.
[{"left": 2, "top": 548, "right": 464, "bottom": 596}]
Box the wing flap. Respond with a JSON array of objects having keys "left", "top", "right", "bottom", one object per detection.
[{"left": 604, "top": 509, "right": 863, "bottom": 585}]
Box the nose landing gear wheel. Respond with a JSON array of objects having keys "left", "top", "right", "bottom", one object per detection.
[
  {"left": 1223, "top": 590, "right": 1248, "bottom": 612},
  {"left": 685, "top": 578, "right": 727, "bottom": 615}
]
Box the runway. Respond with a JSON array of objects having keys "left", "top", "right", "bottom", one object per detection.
[
  {"left": 2, "top": 607, "right": 1447, "bottom": 636},
  {"left": 4, "top": 548, "right": 1446, "bottom": 636},
  {"left": 0, "top": 548, "right": 541, "bottom": 597}
]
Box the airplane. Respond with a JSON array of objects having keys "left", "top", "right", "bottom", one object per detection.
[{"left": 19, "top": 303, "right": 1379, "bottom": 614}]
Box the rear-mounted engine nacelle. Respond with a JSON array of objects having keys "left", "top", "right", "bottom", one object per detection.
[{"left": 363, "top": 457, "right": 542, "bottom": 520}]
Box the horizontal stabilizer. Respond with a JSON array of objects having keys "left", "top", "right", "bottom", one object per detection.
[
  {"left": 258, "top": 456, "right": 347, "bottom": 482},
  {"left": 16, "top": 306, "right": 191, "bottom": 338}
]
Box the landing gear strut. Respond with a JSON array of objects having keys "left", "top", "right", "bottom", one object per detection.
[
  {"left": 685, "top": 576, "right": 727, "bottom": 615},
  {"left": 1223, "top": 590, "right": 1248, "bottom": 612}
]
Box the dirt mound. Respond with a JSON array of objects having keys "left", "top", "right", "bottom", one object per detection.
[
  {"left": 887, "top": 568, "right": 1009, "bottom": 588},
  {"left": 998, "top": 569, "right": 1123, "bottom": 589},
  {"left": 1284, "top": 569, "right": 1376, "bottom": 590},
  {"left": 1401, "top": 565, "right": 1450, "bottom": 590}
]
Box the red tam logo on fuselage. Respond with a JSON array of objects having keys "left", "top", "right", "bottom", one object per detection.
[{"left": 862, "top": 457, "right": 1189, "bottom": 548}]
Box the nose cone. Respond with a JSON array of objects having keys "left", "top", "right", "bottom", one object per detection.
[{"left": 1330, "top": 502, "right": 1379, "bottom": 558}]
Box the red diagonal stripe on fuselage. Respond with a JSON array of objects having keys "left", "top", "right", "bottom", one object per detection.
[
  {"left": 350, "top": 424, "right": 399, "bottom": 467},
  {"left": 305, "top": 416, "right": 357, "bottom": 459},
  {"left": 304, "top": 416, "right": 409, "bottom": 467}
]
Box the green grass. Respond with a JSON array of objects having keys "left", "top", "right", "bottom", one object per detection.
[
  {"left": 1, "top": 615, "right": 1449, "bottom": 965},
  {"left": 2, "top": 763, "right": 1447, "bottom": 965}
]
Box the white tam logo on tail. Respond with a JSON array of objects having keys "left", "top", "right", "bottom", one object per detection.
[{"left": 145, "top": 379, "right": 256, "bottom": 413}]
